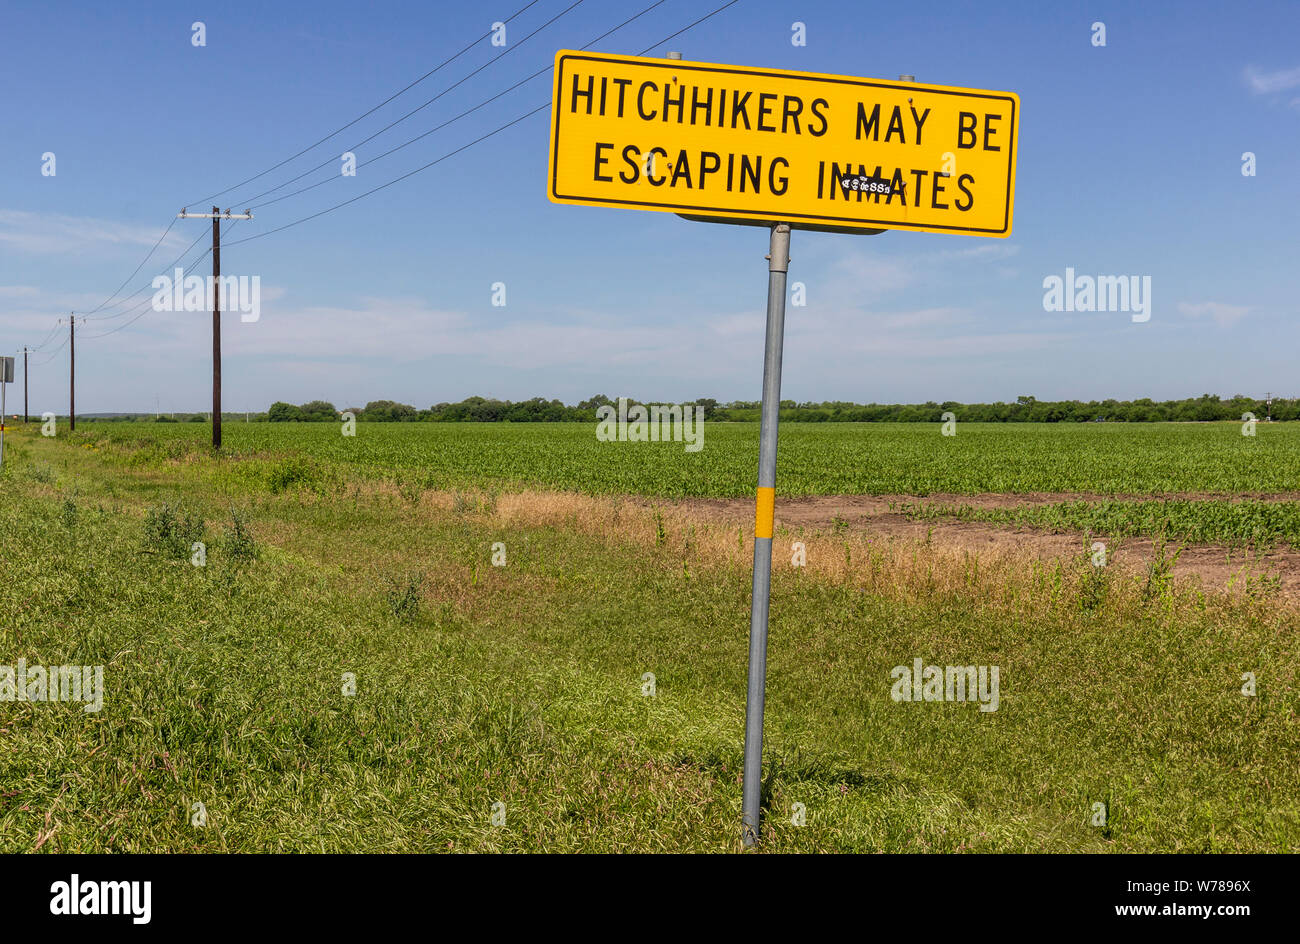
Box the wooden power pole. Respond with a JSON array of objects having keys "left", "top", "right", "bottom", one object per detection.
[
  {"left": 212, "top": 207, "right": 221, "bottom": 448},
  {"left": 178, "top": 206, "right": 253, "bottom": 449},
  {"left": 23, "top": 346, "right": 28, "bottom": 423},
  {"left": 69, "top": 314, "right": 75, "bottom": 431}
]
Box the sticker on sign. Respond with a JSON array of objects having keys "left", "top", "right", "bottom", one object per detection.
[{"left": 548, "top": 51, "right": 1018, "bottom": 237}]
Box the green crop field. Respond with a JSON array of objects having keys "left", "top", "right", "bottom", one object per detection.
[
  {"left": 71, "top": 419, "right": 1300, "bottom": 498},
  {"left": 65, "top": 420, "right": 1300, "bottom": 550}
]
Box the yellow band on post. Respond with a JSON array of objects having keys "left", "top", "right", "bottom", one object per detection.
[{"left": 754, "top": 486, "right": 775, "bottom": 539}]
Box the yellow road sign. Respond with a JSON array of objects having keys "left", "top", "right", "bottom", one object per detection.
[{"left": 548, "top": 51, "right": 1018, "bottom": 237}]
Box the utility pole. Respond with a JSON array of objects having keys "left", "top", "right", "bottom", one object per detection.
[
  {"left": 1266, "top": 392, "right": 1273, "bottom": 422},
  {"left": 1, "top": 354, "right": 12, "bottom": 468},
  {"left": 178, "top": 206, "right": 253, "bottom": 449},
  {"left": 212, "top": 207, "right": 221, "bottom": 448},
  {"left": 23, "top": 346, "right": 28, "bottom": 423},
  {"left": 69, "top": 314, "right": 75, "bottom": 432}
]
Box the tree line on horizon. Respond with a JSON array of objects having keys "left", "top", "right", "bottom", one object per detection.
[{"left": 249, "top": 393, "right": 1300, "bottom": 424}]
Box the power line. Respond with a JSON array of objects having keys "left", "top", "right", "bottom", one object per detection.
[
  {"left": 248, "top": 0, "right": 669, "bottom": 212},
  {"left": 80, "top": 226, "right": 209, "bottom": 322},
  {"left": 79, "top": 224, "right": 231, "bottom": 340},
  {"left": 228, "top": 104, "right": 550, "bottom": 246},
  {"left": 637, "top": 0, "right": 739, "bottom": 52},
  {"left": 22, "top": 8, "right": 544, "bottom": 353},
  {"left": 188, "top": 0, "right": 543, "bottom": 207},
  {"left": 18, "top": 218, "right": 200, "bottom": 364},
  {"left": 79, "top": 247, "right": 215, "bottom": 341},
  {"left": 22, "top": 222, "right": 208, "bottom": 364},
  {"left": 25, "top": 1, "right": 739, "bottom": 360},
  {"left": 232, "top": 0, "right": 590, "bottom": 210},
  {"left": 29, "top": 326, "right": 69, "bottom": 367},
  {"left": 56, "top": 222, "right": 219, "bottom": 348},
  {"left": 227, "top": 0, "right": 741, "bottom": 247},
  {"left": 80, "top": 216, "right": 179, "bottom": 315},
  {"left": 28, "top": 319, "right": 65, "bottom": 353}
]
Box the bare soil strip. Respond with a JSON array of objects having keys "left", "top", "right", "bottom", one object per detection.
[
  {"left": 682, "top": 492, "right": 1300, "bottom": 519},
  {"left": 648, "top": 494, "right": 1300, "bottom": 598}
]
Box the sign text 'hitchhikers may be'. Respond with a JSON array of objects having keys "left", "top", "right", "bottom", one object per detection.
[{"left": 548, "top": 51, "right": 1018, "bottom": 237}]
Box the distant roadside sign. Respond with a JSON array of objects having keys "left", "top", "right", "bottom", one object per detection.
[
  {"left": 548, "top": 51, "right": 1019, "bottom": 237},
  {"left": 0, "top": 356, "right": 13, "bottom": 383}
]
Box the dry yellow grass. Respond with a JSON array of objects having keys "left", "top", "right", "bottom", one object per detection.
[{"left": 402, "top": 486, "right": 1298, "bottom": 628}]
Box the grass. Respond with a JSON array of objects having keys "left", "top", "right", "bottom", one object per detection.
[{"left": 1, "top": 425, "right": 1297, "bottom": 852}]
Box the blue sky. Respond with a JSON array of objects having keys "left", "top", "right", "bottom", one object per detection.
[{"left": 2, "top": 0, "right": 1297, "bottom": 414}]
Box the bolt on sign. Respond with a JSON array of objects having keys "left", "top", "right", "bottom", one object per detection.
[{"left": 548, "top": 51, "right": 1018, "bottom": 237}]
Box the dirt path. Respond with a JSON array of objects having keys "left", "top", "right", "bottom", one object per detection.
[
  {"left": 651, "top": 493, "right": 1300, "bottom": 598},
  {"left": 683, "top": 491, "right": 1300, "bottom": 520}
]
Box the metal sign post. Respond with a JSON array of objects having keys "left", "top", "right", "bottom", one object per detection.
[{"left": 742, "top": 223, "right": 790, "bottom": 845}]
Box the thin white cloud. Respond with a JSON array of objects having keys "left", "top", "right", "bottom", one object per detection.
[
  {"left": 221, "top": 296, "right": 762, "bottom": 380},
  {"left": 828, "top": 252, "right": 915, "bottom": 298},
  {"left": 1177, "top": 300, "right": 1250, "bottom": 327},
  {"left": 852, "top": 330, "right": 1076, "bottom": 358},
  {"left": 934, "top": 243, "right": 1021, "bottom": 262},
  {"left": 1244, "top": 65, "right": 1300, "bottom": 94},
  {"left": 0, "top": 209, "right": 187, "bottom": 256},
  {"left": 876, "top": 306, "right": 971, "bottom": 330},
  {"left": 708, "top": 312, "right": 760, "bottom": 338},
  {"left": 815, "top": 241, "right": 1021, "bottom": 313}
]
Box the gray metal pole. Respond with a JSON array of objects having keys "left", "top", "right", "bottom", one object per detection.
[{"left": 742, "top": 222, "right": 791, "bottom": 846}]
